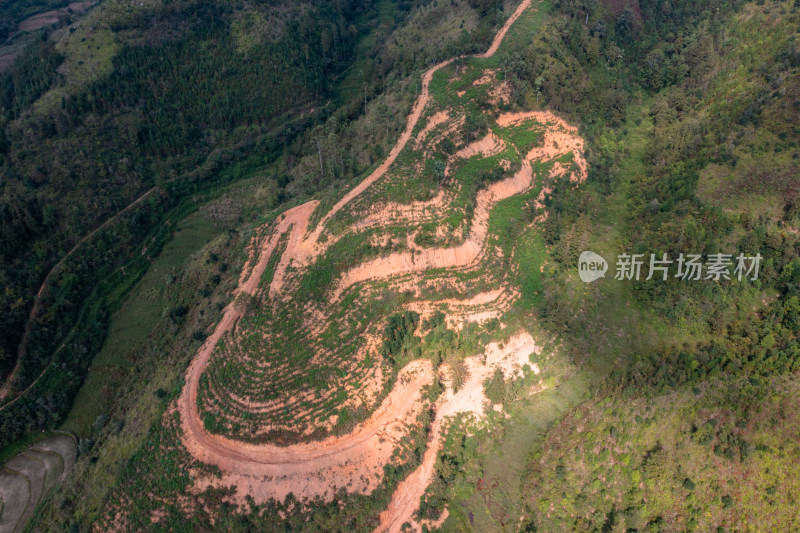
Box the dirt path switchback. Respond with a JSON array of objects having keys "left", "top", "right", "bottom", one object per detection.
[{"left": 174, "top": 1, "right": 577, "bottom": 531}]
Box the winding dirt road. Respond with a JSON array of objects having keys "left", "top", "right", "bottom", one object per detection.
[
  {"left": 264, "top": 0, "right": 534, "bottom": 298},
  {"left": 176, "top": 0, "right": 573, "bottom": 530}
]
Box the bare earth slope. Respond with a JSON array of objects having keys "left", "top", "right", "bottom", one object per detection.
[{"left": 175, "top": 0, "right": 587, "bottom": 530}]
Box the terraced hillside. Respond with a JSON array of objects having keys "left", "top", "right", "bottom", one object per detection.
[
  {"left": 9, "top": 0, "right": 800, "bottom": 531},
  {"left": 0, "top": 432, "right": 76, "bottom": 533},
  {"left": 163, "top": 0, "right": 587, "bottom": 530}
]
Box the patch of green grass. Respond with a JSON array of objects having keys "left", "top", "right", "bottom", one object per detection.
[
  {"left": 427, "top": 366, "right": 590, "bottom": 532},
  {"left": 62, "top": 213, "right": 223, "bottom": 435},
  {"left": 257, "top": 231, "right": 289, "bottom": 290},
  {"left": 515, "top": 226, "right": 547, "bottom": 308},
  {"left": 494, "top": 119, "right": 544, "bottom": 154},
  {"left": 298, "top": 231, "right": 372, "bottom": 302},
  {"left": 428, "top": 64, "right": 457, "bottom": 107},
  {"left": 33, "top": 23, "right": 119, "bottom": 115},
  {"left": 376, "top": 162, "right": 440, "bottom": 207},
  {"left": 462, "top": 373, "right": 590, "bottom": 531},
  {"left": 487, "top": 0, "right": 552, "bottom": 67}
]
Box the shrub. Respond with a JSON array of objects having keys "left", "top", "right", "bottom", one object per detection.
[
  {"left": 484, "top": 367, "right": 509, "bottom": 404},
  {"left": 379, "top": 311, "right": 421, "bottom": 369},
  {"left": 721, "top": 494, "right": 733, "bottom": 508},
  {"left": 93, "top": 414, "right": 109, "bottom": 432}
]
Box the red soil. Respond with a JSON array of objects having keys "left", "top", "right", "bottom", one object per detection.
[{"left": 174, "top": 0, "right": 582, "bottom": 529}]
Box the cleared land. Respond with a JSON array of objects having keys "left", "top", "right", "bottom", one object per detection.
[{"left": 170, "top": 0, "right": 588, "bottom": 530}]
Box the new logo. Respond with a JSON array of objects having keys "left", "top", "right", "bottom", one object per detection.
[{"left": 578, "top": 251, "right": 608, "bottom": 283}]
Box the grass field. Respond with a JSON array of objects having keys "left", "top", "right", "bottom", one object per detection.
[{"left": 62, "top": 213, "right": 224, "bottom": 436}]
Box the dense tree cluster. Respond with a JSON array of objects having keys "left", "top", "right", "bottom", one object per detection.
[
  {"left": 535, "top": 0, "right": 800, "bottom": 394},
  {"left": 0, "top": 37, "right": 63, "bottom": 123}
]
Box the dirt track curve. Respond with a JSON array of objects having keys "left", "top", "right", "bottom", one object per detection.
[
  {"left": 175, "top": 1, "right": 572, "bottom": 531},
  {"left": 0, "top": 186, "right": 159, "bottom": 404}
]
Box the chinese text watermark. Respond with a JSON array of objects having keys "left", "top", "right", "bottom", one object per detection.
[{"left": 579, "top": 251, "right": 762, "bottom": 283}]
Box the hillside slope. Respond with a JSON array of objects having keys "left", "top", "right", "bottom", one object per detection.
[
  {"left": 5, "top": 0, "right": 800, "bottom": 532},
  {"left": 0, "top": 0, "right": 511, "bottom": 452}
]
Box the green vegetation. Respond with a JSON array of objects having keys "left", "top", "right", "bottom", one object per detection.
[
  {"left": 0, "top": 0, "right": 72, "bottom": 41},
  {"left": 530, "top": 0, "right": 800, "bottom": 391},
  {"left": 0, "top": 0, "right": 510, "bottom": 453},
  {"left": 62, "top": 212, "right": 226, "bottom": 435},
  {"left": 379, "top": 311, "right": 422, "bottom": 368},
  {"left": 4, "top": 0, "right": 800, "bottom": 531},
  {"left": 43, "top": 382, "right": 433, "bottom": 532},
  {"left": 422, "top": 367, "right": 590, "bottom": 530},
  {"left": 409, "top": 1, "right": 800, "bottom": 527},
  {"left": 507, "top": 0, "right": 800, "bottom": 529},
  {"left": 524, "top": 377, "right": 800, "bottom": 531},
  {"left": 298, "top": 231, "right": 375, "bottom": 302},
  {"left": 0, "top": 37, "right": 63, "bottom": 121},
  {"left": 0, "top": 0, "right": 365, "bottom": 383}
]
